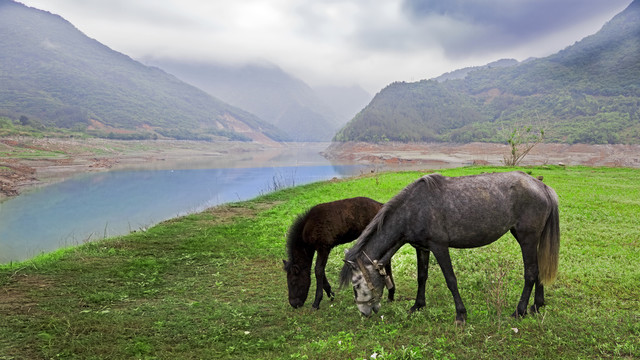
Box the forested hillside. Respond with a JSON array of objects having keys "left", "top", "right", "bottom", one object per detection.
[
  {"left": 335, "top": 0, "right": 640, "bottom": 144},
  {"left": 0, "top": 0, "right": 287, "bottom": 142}
]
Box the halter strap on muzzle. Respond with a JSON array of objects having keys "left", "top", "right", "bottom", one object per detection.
[{"left": 356, "top": 254, "right": 394, "bottom": 291}]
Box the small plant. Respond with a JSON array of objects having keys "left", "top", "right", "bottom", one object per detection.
[
  {"left": 484, "top": 258, "right": 515, "bottom": 322},
  {"left": 501, "top": 123, "right": 545, "bottom": 166}
]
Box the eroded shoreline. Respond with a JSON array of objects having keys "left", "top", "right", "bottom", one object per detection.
[
  {"left": 0, "top": 138, "right": 279, "bottom": 200},
  {"left": 3, "top": 138, "right": 640, "bottom": 200},
  {"left": 323, "top": 141, "right": 640, "bottom": 169}
]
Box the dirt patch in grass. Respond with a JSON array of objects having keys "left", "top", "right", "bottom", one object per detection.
[
  {"left": 202, "top": 201, "right": 284, "bottom": 226},
  {"left": 0, "top": 273, "right": 54, "bottom": 315}
]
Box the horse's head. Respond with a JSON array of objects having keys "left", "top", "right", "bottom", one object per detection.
[
  {"left": 283, "top": 259, "right": 311, "bottom": 308},
  {"left": 343, "top": 257, "right": 390, "bottom": 317}
]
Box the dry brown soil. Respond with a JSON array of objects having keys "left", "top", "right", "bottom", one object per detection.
[
  {"left": 3, "top": 137, "right": 640, "bottom": 199},
  {"left": 0, "top": 137, "right": 270, "bottom": 199},
  {"left": 324, "top": 141, "right": 640, "bottom": 169}
]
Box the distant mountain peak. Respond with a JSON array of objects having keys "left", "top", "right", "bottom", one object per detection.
[
  {"left": 335, "top": 3, "right": 640, "bottom": 145},
  {"left": 144, "top": 58, "right": 370, "bottom": 141},
  {"left": 0, "top": 0, "right": 287, "bottom": 142}
]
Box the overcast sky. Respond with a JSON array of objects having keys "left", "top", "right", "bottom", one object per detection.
[{"left": 19, "top": 0, "right": 633, "bottom": 92}]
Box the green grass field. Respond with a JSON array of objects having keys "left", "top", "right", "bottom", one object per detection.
[{"left": 1, "top": 166, "right": 639, "bottom": 359}]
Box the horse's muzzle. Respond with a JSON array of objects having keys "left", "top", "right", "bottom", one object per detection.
[{"left": 289, "top": 299, "right": 304, "bottom": 309}]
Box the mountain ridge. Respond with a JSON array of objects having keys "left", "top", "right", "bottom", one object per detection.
[
  {"left": 335, "top": 0, "right": 640, "bottom": 145},
  {"left": 0, "top": 0, "right": 287, "bottom": 142}
]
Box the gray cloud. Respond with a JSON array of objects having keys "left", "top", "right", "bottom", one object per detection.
[
  {"left": 17, "top": 0, "right": 634, "bottom": 91},
  {"left": 401, "top": 0, "right": 632, "bottom": 57}
]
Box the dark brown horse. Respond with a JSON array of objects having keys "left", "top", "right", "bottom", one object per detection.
[
  {"left": 283, "top": 197, "right": 396, "bottom": 309},
  {"left": 283, "top": 197, "right": 402, "bottom": 309},
  {"left": 341, "top": 171, "right": 560, "bottom": 324}
]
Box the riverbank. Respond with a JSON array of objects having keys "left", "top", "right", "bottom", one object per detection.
[
  {"left": 323, "top": 141, "right": 640, "bottom": 168},
  {"left": 0, "top": 137, "right": 277, "bottom": 199},
  {"left": 4, "top": 137, "right": 640, "bottom": 200}
]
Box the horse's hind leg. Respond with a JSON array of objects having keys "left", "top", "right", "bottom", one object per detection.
[
  {"left": 322, "top": 272, "right": 335, "bottom": 300},
  {"left": 530, "top": 281, "right": 545, "bottom": 314},
  {"left": 410, "top": 249, "right": 430, "bottom": 313},
  {"left": 312, "top": 248, "right": 331, "bottom": 309},
  {"left": 431, "top": 246, "right": 467, "bottom": 325},
  {"left": 513, "top": 238, "right": 538, "bottom": 317}
]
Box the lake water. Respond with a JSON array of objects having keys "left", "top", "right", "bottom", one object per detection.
[
  {"left": 1, "top": 140, "right": 389, "bottom": 264},
  {"left": 0, "top": 163, "right": 369, "bottom": 264}
]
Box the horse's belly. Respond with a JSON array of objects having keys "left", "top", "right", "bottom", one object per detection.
[{"left": 446, "top": 226, "right": 511, "bottom": 249}]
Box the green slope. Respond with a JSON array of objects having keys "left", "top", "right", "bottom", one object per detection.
[
  {"left": 0, "top": 0, "right": 288, "bottom": 141},
  {"left": 336, "top": 0, "right": 640, "bottom": 145}
]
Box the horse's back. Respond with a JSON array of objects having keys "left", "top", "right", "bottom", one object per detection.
[
  {"left": 303, "top": 197, "right": 382, "bottom": 247},
  {"left": 435, "top": 171, "right": 553, "bottom": 209},
  {"left": 417, "top": 172, "right": 556, "bottom": 247}
]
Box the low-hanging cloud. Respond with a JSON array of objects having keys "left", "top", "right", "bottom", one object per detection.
[
  {"left": 17, "top": 0, "right": 635, "bottom": 91},
  {"left": 401, "top": 0, "right": 631, "bottom": 57}
]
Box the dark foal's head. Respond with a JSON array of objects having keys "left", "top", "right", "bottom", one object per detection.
[{"left": 283, "top": 259, "right": 311, "bottom": 308}]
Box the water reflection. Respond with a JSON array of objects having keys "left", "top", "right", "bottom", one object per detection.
[{"left": 0, "top": 164, "right": 364, "bottom": 263}]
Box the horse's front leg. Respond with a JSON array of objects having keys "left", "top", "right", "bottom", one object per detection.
[
  {"left": 410, "top": 249, "right": 430, "bottom": 313},
  {"left": 312, "top": 248, "right": 331, "bottom": 309},
  {"left": 432, "top": 246, "right": 467, "bottom": 325},
  {"left": 384, "top": 262, "right": 395, "bottom": 301}
]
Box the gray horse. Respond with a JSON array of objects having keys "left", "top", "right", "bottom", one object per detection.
[{"left": 340, "top": 171, "right": 560, "bottom": 324}]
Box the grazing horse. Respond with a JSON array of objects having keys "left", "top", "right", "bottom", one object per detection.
[
  {"left": 340, "top": 171, "right": 560, "bottom": 324},
  {"left": 283, "top": 197, "right": 394, "bottom": 309}
]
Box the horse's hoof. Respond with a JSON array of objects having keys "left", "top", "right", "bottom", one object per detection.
[
  {"left": 529, "top": 304, "right": 543, "bottom": 314},
  {"left": 408, "top": 305, "right": 424, "bottom": 314},
  {"left": 454, "top": 319, "right": 465, "bottom": 327}
]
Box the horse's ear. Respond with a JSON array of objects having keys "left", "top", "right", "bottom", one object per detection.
[
  {"left": 343, "top": 259, "right": 357, "bottom": 270},
  {"left": 282, "top": 259, "right": 290, "bottom": 271}
]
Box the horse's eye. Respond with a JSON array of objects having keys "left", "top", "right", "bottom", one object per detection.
[{"left": 354, "top": 284, "right": 360, "bottom": 290}]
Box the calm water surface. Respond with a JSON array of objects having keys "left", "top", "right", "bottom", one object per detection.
[{"left": 0, "top": 146, "right": 369, "bottom": 263}]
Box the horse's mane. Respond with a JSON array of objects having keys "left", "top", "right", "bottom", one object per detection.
[
  {"left": 285, "top": 209, "right": 310, "bottom": 267},
  {"left": 340, "top": 173, "right": 443, "bottom": 287}
]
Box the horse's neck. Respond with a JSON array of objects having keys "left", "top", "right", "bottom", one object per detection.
[
  {"left": 361, "top": 237, "right": 404, "bottom": 266},
  {"left": 291, "top": 242, "right": 314, "bottom": 267}
]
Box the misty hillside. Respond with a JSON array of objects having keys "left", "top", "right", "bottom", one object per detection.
[
  {"left": 336, "top": 0, "right": 640, "bottom": 145},
  {"left": 0, "top": 0, "right": 287, "bottom": 142},
  {"left": 144, "top": 60, "right": 370, "bottom": 141},
  {"left": 313, "top": 85, "right": 372, "bottom": 125}
]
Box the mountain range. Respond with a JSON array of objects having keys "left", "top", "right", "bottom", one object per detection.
[
  {"left": 2, "top": 0, "right": 639, "bottom": 145},
  {"left": 0, "top": 0, "right": 287, "bottom": 142},
  {"left": 335, "top": 0, "right": 640, "bottom": 145},
  {"left": 142, "top": 59, "right": 371, "bottom": 141}
]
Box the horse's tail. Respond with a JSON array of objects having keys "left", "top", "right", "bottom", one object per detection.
[{"left": 538, "top": 189, "right": 560, "bottom": 286}]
